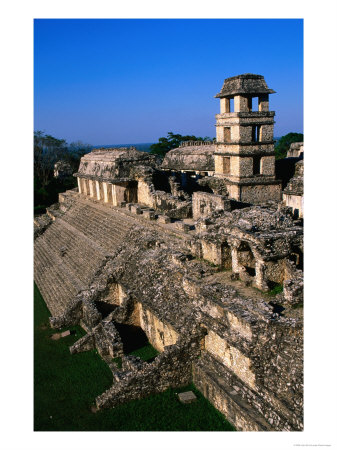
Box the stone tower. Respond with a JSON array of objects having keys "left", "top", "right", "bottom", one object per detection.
[{"left": 214, "top": 73, "right": 282, "bottom": 204}]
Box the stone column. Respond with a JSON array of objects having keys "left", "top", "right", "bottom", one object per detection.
[
  {"left": 228, "top": 239, "right": 242, "bottom": 274},
  {"left": 77, "top": 177, "right": 82, "bottom": 194},
  {"left": 234, "top": 95, "right": 249, "bottom": 112},
  {"left": 102, "top": 182, "right": 109, "bottom": 203},
  {"left": 111, "top": 184, "right": 117, "bottom": 206},
  {"left": 254, "top": 259, "right": 269, "bottom": 292},
  {"left": 88, "top": 179, "right": 95, "bottom": 198},
  {"left": 95, "top": 181, "right": 101, "bottom": 201},
  {"left": 258, "top": 94, "right": 269, "bottom": 112},
  {"left": 84, "top": 179, "right": 90, "bottom": 196}
]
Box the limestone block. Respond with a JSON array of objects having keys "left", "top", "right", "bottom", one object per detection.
[
  {"left": 239, "top": 157, "right": 253, "bottom": 178},
  {"left": 157, "top": 215, "right": 171, "bottom": 224},
  {"left": 240, "top": 183, "right": 282, "bottom": 204},
  {"left": 258, "top": 94, "right": 269, "bottom": 111},
  {"left": 131, "top": 205, "right": 142, "bottom": 215},
  {"left": 175, "top": 221, "right": 190, "bottom": 232},
  {"left": 178, "top": 391, "right": 197, "bottom": 404},
  {"left": 192, "top": 192, "right": 230, "bottom": 220},
  {"left": 261, "top": 124, "right": 274, "bottom": 141},
  {"left": 139, "top": 305, "right": 178, "bottom": 352},
  {"left": 239, "top": 126, "right": 252, "bottom": 143},
  {"left": 142, "top": 210, "right": 156, "bottom": 220},
  {"left": 261, "top": 156, "right": 275, "bottom": 176},
  {"left": 234, "top": 95, "right": 249, "bottom": 112},
  {"left": 205, "top": 331, "right": 256, "bottom": 389}
]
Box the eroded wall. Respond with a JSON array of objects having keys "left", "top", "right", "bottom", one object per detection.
[{"left": 139, "top": 304, "right": 179, "bottom": 352}]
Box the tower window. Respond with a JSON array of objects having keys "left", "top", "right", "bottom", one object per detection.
[
  {"left": 252, "top": 97, "right": 258, "bottom": 111},
  {"left": 222, "top": 157, "right": 230, "bottom": 175},
  {"left": 223, "top": 127, "right": 231, "bottom": 142},
  {"left": 253, "top": 156, "right": 261, "bottom": 175},
  {"left": 252, "top": 125, "right": 261, "bottom": 142}
]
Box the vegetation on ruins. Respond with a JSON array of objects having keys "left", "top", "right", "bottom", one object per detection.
[
  {"left": 149, "top": 132, "right": 213, "bottom": 157},
  {"left": 274, "top": 132, "right": 303, "bottom": 159},
  {"left": 34, "top": 131, "right": 92, "bottom": 214},
  {"left": 34, "top": 284, "right": 235, "bottom": 431}
]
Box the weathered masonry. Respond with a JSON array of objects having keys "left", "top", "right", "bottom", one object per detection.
[
  {"left": 34, "top": 73, "right": 303, "bottom": 432},
  {"left": 214, "top": 74, "right": 282, "bottom": 204}
]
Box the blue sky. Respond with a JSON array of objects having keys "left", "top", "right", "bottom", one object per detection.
[{"left": 34, "top": 19, "right": 303, "bottom": 145}]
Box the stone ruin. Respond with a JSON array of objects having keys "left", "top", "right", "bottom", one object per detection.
[
  {"left": 54, "top": 160, "right": 73, "bottom": 179},
  {"left": 34, "top": 73, "right": 303, "bottom": 431}
]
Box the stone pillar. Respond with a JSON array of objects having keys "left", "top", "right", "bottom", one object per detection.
[
  {"left": 111, "top": 184, "right": 117, "bottom": 206},
  {"left": 77, "top": 177, "right": 82, "bottom": 194},
  {"left": 102, "top": 182, "right": 109, "bottom": 203},
  {"left": 84, "top": 179, "right": 90, "bottom": 196},
  {"left": 254, "top": 259, "right": 269, "bottom": 291},
  {"left": 229, "top": 239, "right": 242, "bottom": 274},
  {"left": 95, "top": 181, "right": 101, "bottom": 201},
  {"left": 220, "top": 98, "right": 230, "bottom": 113},
  {"left": 88, "top": 179, "right": 95, "bottom": 198},
  {"left": 258, "top": 94, "right": 269, "bottom": 112},
  {"left": 234, "top": 95, "right": 249, "bottom": 112}
]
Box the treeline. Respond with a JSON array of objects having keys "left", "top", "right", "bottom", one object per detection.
[
  {"left": 34, "top": 131, "right": 92, "bottom": 215},
  {"left": 274, "top": 133, "right": 303, "bottom": 159},
  {"left": 149, "top": 132, "right": 213, "bottom": 157}
]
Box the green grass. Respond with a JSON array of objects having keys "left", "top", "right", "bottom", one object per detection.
[
  {"left": 265, "top": 284, "right": 283, "bottom": 297},
  {"left": 130, "top": 343, "right": 159, "bottom": 361},
  {"left": 34, "top": 283, "right": 235, "bottom": 431}
]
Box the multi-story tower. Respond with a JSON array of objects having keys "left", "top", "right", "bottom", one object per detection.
[{"left": 214, "top": 74, "right": 282, "bottom": 204}]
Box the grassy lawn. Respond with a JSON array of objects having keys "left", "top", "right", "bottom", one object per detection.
[{"left": 34, "top": 284, "right": 235, "bottom": 431}]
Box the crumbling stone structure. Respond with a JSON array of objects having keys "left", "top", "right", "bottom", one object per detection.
[
  {"left": 54, "top": 160, "right": 73, "bottom": 179},
  {"left": 34, "top": 73, "right": 303, "bottom": 431},
  {"left": 287, "top": 142, "right": 303, "bottom": 158},
  {"left": 283, "top": 157, "right": 304, "bottom": 219}
]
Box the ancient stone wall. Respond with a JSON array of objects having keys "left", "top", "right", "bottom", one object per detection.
[
  {"left": 192, "top": 192, "right": 231, "bottom": 219},
  {"left": 139, "top": 305, "right": 179, "bottom": 352},
  {"left": 36, "top": 172, "right": 303, "bottom": 432},
  {"left": 240, "top": 183, "right": 282, "bottom": 204}
]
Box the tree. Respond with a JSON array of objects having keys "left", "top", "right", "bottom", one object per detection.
[
  {"left": 34, "top": 131, "right": 68, "bottom": 187},
  {"left": 34, "top": 131, "right": 92, "bottom": 214},
  {"left": 274, "top": 133, "right": 303, "bottom": 160},
  {"left": 150, "top": 132, "right": 213, "bottom": 157}
]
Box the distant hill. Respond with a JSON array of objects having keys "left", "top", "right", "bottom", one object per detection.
[{"left": 93, "top": 143, "right": 155, "bottom": 153}]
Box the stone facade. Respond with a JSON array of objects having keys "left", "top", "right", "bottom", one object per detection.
[
  {"left": 54, "top": 160, "right": 73, "bottom": 179},
  {"left": 162, "top": 143, "right": 216, "bottom": 174},
  {"left": 287, "top": 142, "right": 303, "bottom": 158},
  {"left": 283, "top": 159, "right": 304, "bottom": 218},
  {"left": 192, "top": 191, "right": 231, "bottom": 219}
]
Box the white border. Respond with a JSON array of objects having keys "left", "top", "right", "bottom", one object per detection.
[{"left": 1, "top": 1, "right": 337, "bottom": 449}]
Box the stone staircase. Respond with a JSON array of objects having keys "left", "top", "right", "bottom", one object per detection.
[{"left": 34, "top": 199, "right": 137, "bottom": 316}]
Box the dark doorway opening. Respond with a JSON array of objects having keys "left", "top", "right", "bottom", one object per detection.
[
  {"left": 114, "top": 322, "right": 149, "bottom": 354},
  {"left": 245, "top": 266, "right": 256, "bottom": 277},
  {"left": 269, "top": 301, "right": 285, "bottom": 316},
  {"left": 290, "top": 247, "right": 303, "bottom": 271},
  {"left": 253, "top": 156, "right": 261, "bottom": 175},
  {"left": 94, "top": 301, "right": 118, "bottom": 319}
]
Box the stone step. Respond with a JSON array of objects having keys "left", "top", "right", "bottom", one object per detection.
[
  {"left": 34, "top": 198, "right": 141, "bottom": 317},
  {"left": 35, "top": 245, "right": 76, "bottom": 315},
  {"left": 62, "top": 205, "right": 133, "bottom": 251}
]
